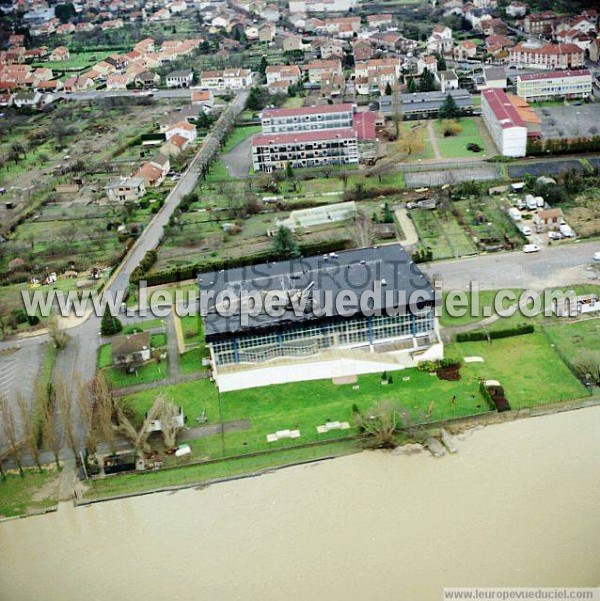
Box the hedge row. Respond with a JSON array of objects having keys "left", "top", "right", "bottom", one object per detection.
[
  {"left": 132, "top": 238, "right": 351, "bottom": 287},
  {"left": 456, "top": 324, "right": 534, "bottom": 343},
  {"left": 130, "top": 249, "right": 158, "bottom": 283}
]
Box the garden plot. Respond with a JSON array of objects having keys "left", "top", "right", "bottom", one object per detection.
[
  {"left": 506, "top": 159, "right": 584, "bottom": 179},
  {"left": 410, "top": 209, "right": 477, "bottom": 260},
  {"left": 405, "top": 164, "right": 501, "bottom": 188}
]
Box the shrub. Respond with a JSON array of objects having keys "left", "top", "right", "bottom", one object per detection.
[
  {"left": 456, "top": 324, "right": 534, "bottom": 343},
  {"left": 440, "top": 119, "right": 462, "bottom": 137}
]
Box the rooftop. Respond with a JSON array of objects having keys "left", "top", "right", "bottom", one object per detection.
[
  {"left": 517, "top": 69, "right": 591, "bottom": 81},
  {"left": 261, "top": 103, "right": 354, "bottom": 119},
  {"left": 200, "top": 244, "right": 435, "bottom": 337},
  {"left": 483, "top": 88, "right": 525, "bottom": 129},
  {"left": 252, "top": 127, "right": 358, "bottom": 146}
]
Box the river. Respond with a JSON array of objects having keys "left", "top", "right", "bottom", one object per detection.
[{"left": 1, "top": 407, "right": 599, "bottom": 601}]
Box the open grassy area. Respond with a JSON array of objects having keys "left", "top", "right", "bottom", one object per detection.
[
  {"left": 124, "top": 367, "right": 489, "bottom": 464},
  {"left": 106, "top": 359, "right": 170, "bottom": 389},
  {"left": 394, "top": 122, "right": 435, "bottom": 162},
  {"left": 0, "top": 469, "right": 60, "bottom": 518},
  {"left": 85, "top": 439, "right": 358, "bottom": 500},
  {"left": 433, "top": 118, "right": 489, "bottom": 159},
  {"left": 447, "top": 333, "right": 588, "bottom": 408},
  {"left": 543, "top": 318, "right": 600, "bottom": 366},
  {"left": 280, "top": 97, "right": 305, "bottom": 109},
  {"left": 221, "top": 125, "right": 262, "bottom": 154}
]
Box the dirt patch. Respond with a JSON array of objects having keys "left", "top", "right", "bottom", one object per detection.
[
  {"left": 436, "top": 364, "right": 461, "bottom": 381},
  {"left": 30, "top": 472, "right": 60, "bottom": 504}
]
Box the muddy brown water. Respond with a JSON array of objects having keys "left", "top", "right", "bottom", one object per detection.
[{"left": 1, "top": 407, "right": 599, "bottom": 601}]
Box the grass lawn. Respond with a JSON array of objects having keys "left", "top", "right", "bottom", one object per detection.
[
  {"left": 396, "top": 122, "right": 435, "bottom": 162},
  {"left": 543, "top": 318, "right": 600, "bottom": 365},
  {"left": 85, "top": 439, "right": 358, "bottom": 501},
  {"left": 122, "top": 319, "right": 164, "bottom": 334},
  {"left": 440, "top": 289, "right": 525, "bottom": 328},
  {"left": 124, "top": 367, "right": 489, "bottom": 461},
  {"left": 205, "top": 159, "right": 232, "bottom": 182},
  {"left": 0, "top": 469, "right": 60, "bottom": 518},
  {"left": 104, "top": 359, "right": 169, "bottom": 389},
  {"left": 433, "top": 118, "right": 488, "bottom": 159},
  {"left": 281, "top": 96, "right": 305, "bottom": 109},
  {"left": 221, "top": 125, "right": 262, "bottom": 153},
  {"left": 447, "top": 333, "right": 588, "bottom": 408}
]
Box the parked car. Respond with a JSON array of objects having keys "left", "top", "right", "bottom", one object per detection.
[
  {"left": 521, "top": 225, "right": 532, "bottom": 236},
  {"left": 548, "top": 231, "right": 563, "bottom": 240},
  {"left": 523, "top": 244, "right": 540, "bottom": 253},
  {"left": 559, "top": 223, "right": 575, "bottom": 238},
  {"left": 593, "top": 252, "right": 600, "bottom": 262}
]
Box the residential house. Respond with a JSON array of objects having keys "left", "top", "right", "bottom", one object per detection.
[
  {"left": 198, "top": 68, "right": 253, "bottom": 92},
  {"left": 282, "top": 34, "right": 305, "bottom": 53},
  {"left": 367, "top": 14, "right": 393, "bottom": 30},
  {"left": 112, "top": 333, "right": 152, "bottom": 368},
  {"left": 535, "top": 208, "right": 563, "bottom": 231},
  {"left": 135, "top": 70, "right": 160, "bottom": 88},
  {"left": 353, "top": 40, "right": 374, "bottom": 62},
  {"left": 191, "top": 89, "right": 214, "bottom": 110},
  {"left": 476, "top": 66, "right": 508, "bottom": 90},
  {"left": 105, "top": 176, "right": 146, "bottom": 202},
  {"left": 454, "top": 40, "right": 478, "bottom": 60},
  {"left": 417, "top": 55, "right": 438, "bottom": 75},
  {"left": 265, "top": 65, "right": 302, "bottom": 92},
  {"left": 259, "top": 23, "right": 276, "bottom": 43},
  {"left": 427, "top": 24, "right": 453, "bottom": 54},
  {"left": 506, "top": 1, "right": 527, "bottom": 18},
  {"left": 56, "top": 22, "right": 75, "bottom": 34},
  {"left": 305, "top": 59, "right": 342, "bottom": 84},
  {"left": 49, "top": 46, "right": 70, "bottom": 61},
  {"left": 437, "top": 70, "right": 459, "bottom": 93},
  {"left": 63, "top": 76, "right": 94, "bottom": 92},
  {"left": 165, "top": 121, "right": 197, "bottom": 144},
  {"left": 166, "top": 69, "right": 194, "bottom": 88},
  {"left": 161, "top": 134, "right": 190, "bottom": 156},
  {"left": 134, "top": 155, "right": 170, "bottom": 188},
  {"left": 523, "top": 12, "right": 556, "bottom": 36}
]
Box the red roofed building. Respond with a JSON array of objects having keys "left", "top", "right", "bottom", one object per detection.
[
  {"left": 260, "top": 103, "right": 355, "bottom": 134},
  {"left": 251, "top": 128, "right": 359, "bottom": 172},
  {"left": 481, "top": 88, "right": 528, "bottom": 157},
  {"left": 509, "top": 43, "right": 585, "bottom": 69}
]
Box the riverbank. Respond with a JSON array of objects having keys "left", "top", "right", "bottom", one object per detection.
[{"left": 1, "top": 406, "right": 599, "bottom": 601}]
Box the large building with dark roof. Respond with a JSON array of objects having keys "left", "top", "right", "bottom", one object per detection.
[{"left": 200, "top": 244, "right": 443, "bottom": 390}]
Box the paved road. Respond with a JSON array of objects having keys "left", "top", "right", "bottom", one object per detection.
[
  {"left": 422, "top": 240, "right": 600, "bottom": 291},
  {"left": 0, "top": 90, "right": 249, "bottom": 456},
  {"left": 58, "top": 89, "right": 194, "bottom": 101}
]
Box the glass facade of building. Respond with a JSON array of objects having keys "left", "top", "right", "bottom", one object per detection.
[{"left": 210, "top": 309, "right": 435, "bottom": 366}]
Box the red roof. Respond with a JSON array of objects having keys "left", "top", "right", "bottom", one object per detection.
[
  {"left": 353, "top": 111, "right": 378, "bottom": 140},
  {"left": 482, "top": 89, "right": 525, "bottom": 129},
  {"left": 252, "top": 127, "right": 357, "bottom": 146},
  {"left": 261, "top": 103, "right": 354, "bottom": 119},
  {"left": 518, "top": 68, "right": 591, "bottom": 81}
]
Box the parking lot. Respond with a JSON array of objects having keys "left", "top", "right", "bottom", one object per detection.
[{"left": 536, "top": 103, "right": 600, "bottom": 140}]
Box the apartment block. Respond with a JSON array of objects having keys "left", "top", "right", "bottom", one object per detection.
[{"left": 516, "top": 69, "right": 592, "bottom": 101}]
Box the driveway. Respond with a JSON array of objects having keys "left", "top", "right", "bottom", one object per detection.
[
  {"left": 222, "top": 135, "right": 254, "bottom": 179},
  {"left": 421, "top": 240, "right": 600, "bottom": 291}
]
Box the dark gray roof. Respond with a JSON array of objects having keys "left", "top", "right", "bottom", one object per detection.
[
  {"left": 200, "top": 244, "right": 435, "bottom": 338},
  {"left": 484, "top": 66, "right": 507, "bottom": 81},
  {"left": 167, "top": 69, "right": 193, "bottom": 78},
  {"left": 379, "top": 89, "right": 473, "bottom": 114}
]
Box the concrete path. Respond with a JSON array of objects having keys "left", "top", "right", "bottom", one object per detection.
[
  {"left": 165, "top": 314, "right": 181, "bottom": 378},
  {"left": 427, "top": 121, "right": 442, "bottom": 160},
  {"left": 394, "top": 207, "right": 419, "bottom": 247}
]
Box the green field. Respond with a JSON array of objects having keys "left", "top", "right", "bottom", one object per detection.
[
  {"left": 0, "top": 469, "right": 60, "bottom": 518},
  {"left": 544, "top": 319, "right": 600, "bottom": 365},
  {"left": 221, "top": 125, "right": 262, "bottom": 154},
  {"left": 448, "top": 333, "right": 588, "bottom": 408},
  {"left": 433, "top": 118, "right": 489, "bottom": 159}
]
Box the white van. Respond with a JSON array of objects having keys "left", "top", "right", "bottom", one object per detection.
[
  {"left": 508, "top": 207, "right": 522, "bottom": 221},
  {"left": 523, "top": 244, "right": 540, "bottom": 253},
  {"left": 521, "top": 225, "right": 532, "bottom": 236},
  {"left": 559, "top": 223, "right": 575, "bottom": 238}
]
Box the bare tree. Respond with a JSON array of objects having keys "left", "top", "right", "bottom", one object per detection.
[
  {"left": 48, "top": 315, "right": 70, "bottom": 350},
  {"left": 39, "top": 382, "right": 61, "bottom": 470},
  {"left": 114, "top": 395, "right": 163, "bottom": 457},
  {"left": 354, "top": 401, "right": 408, "bottom": 449},
  {"left": 158, "top": 398, "right": 182, "bottom": 452},
  {"left": 76, "top": 376, "right": 96, "bottom": 455},
  {"left": 0, "top": 395, "right": 24, "bottom": 477},
  {"left": 54, "top": 374, "right": 78, "bottom": 459},
  {"left": 16, "top": 392, "right": 42, "bottom": 473},
  {"left": 91, "top": 372, "right": 117, "bottom": 454}
]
